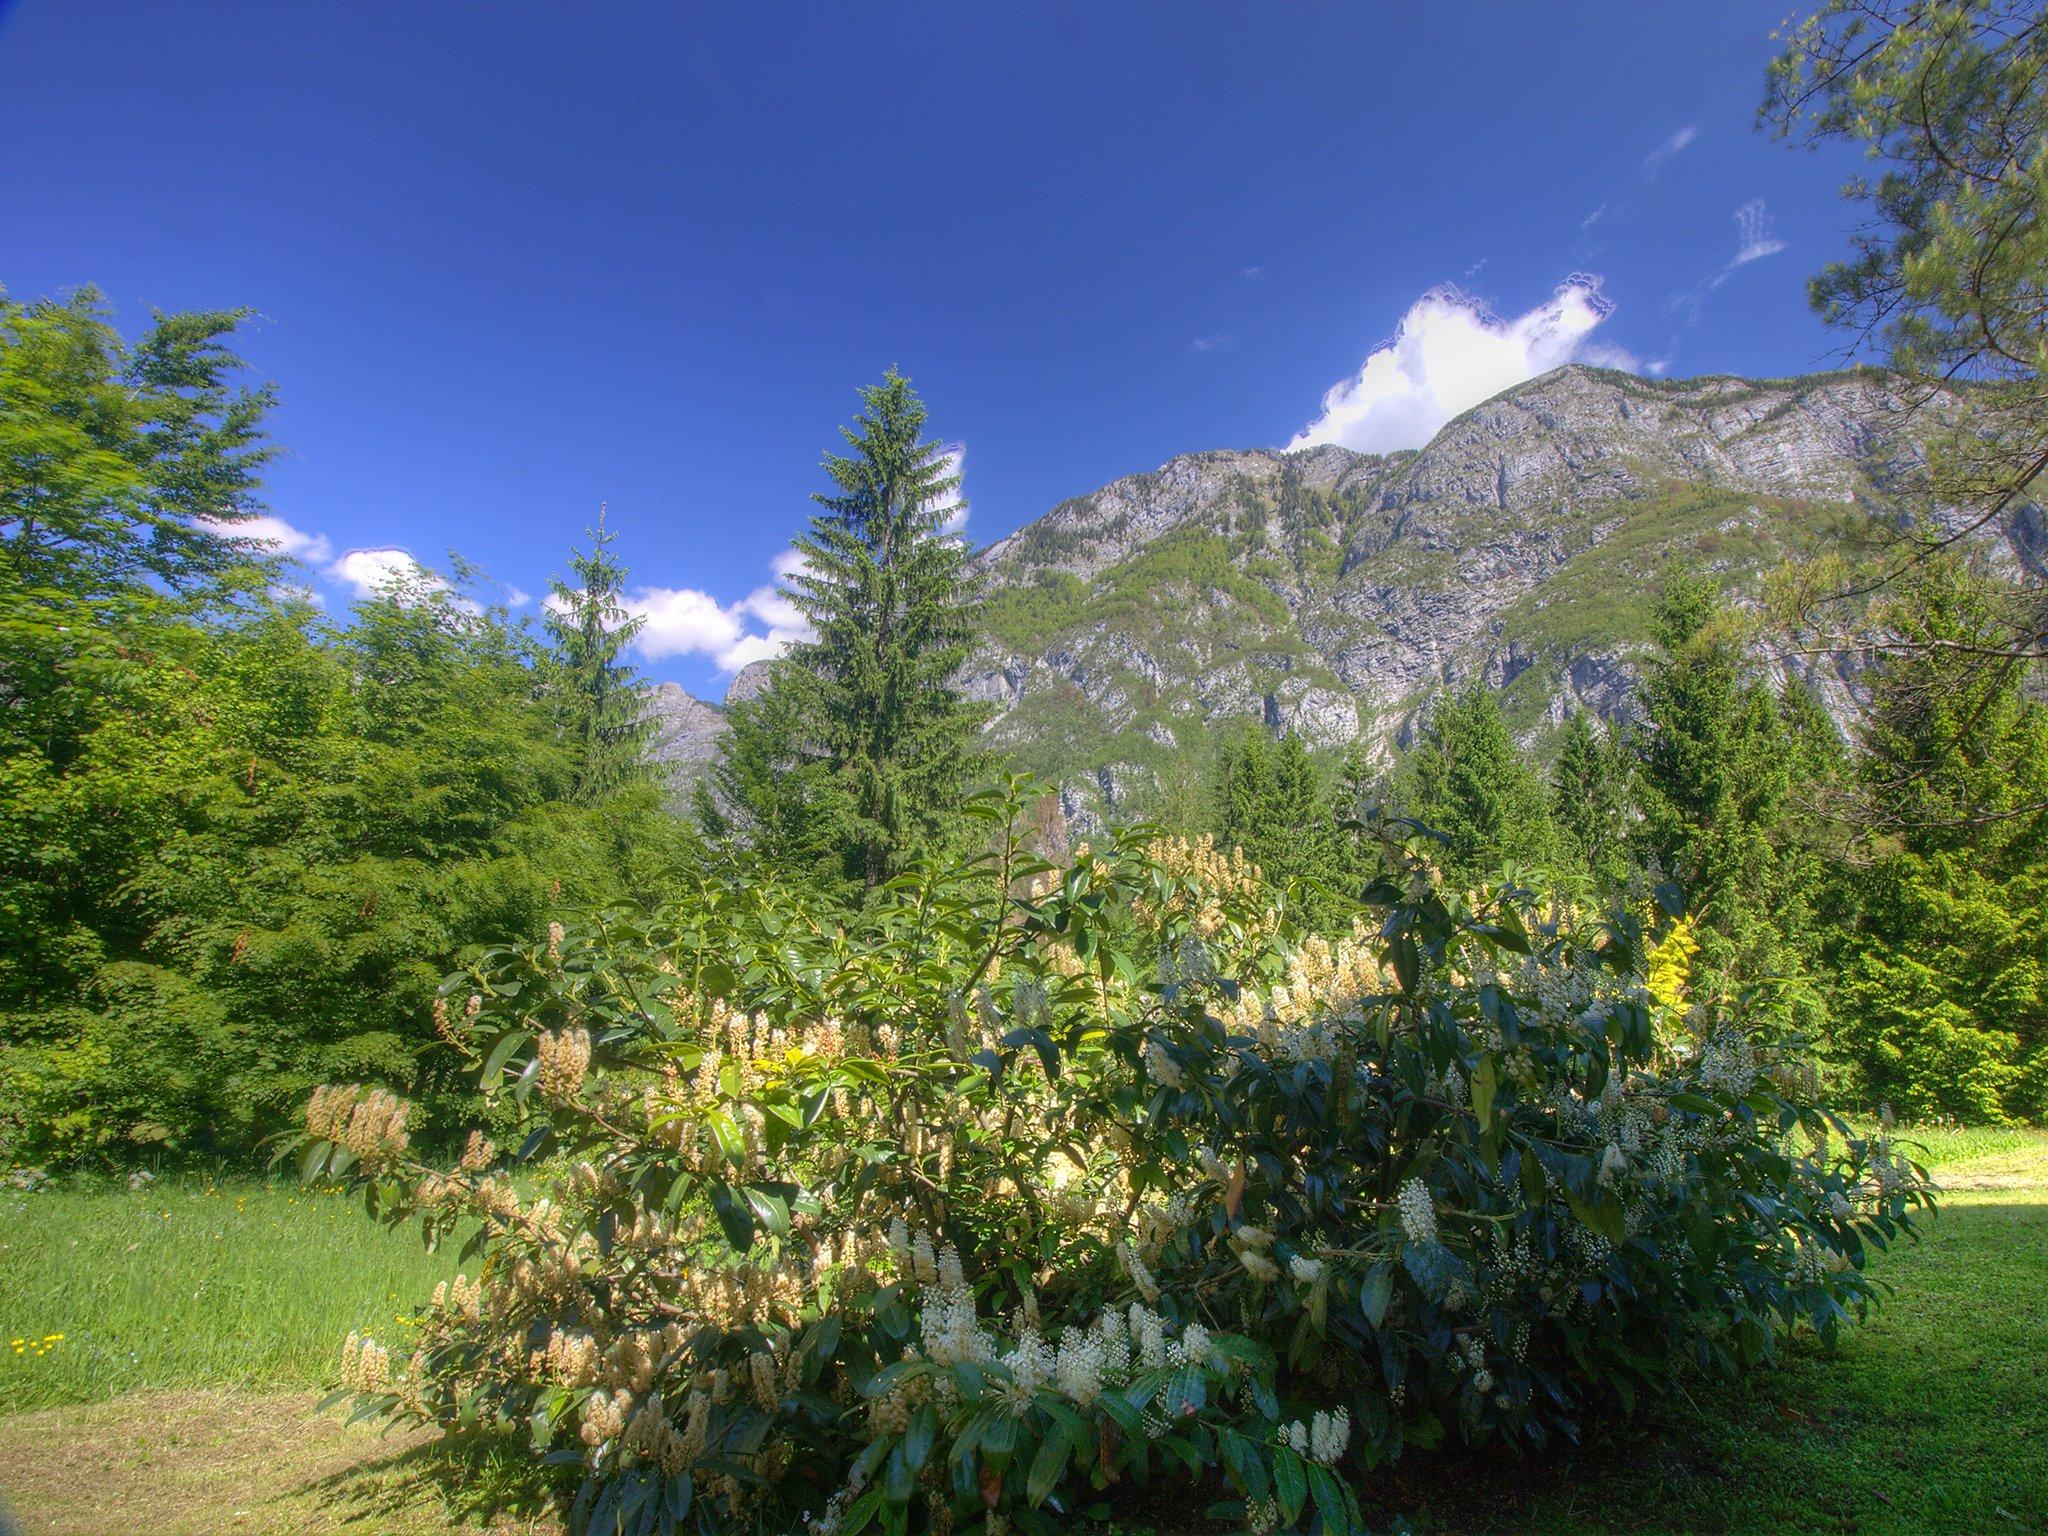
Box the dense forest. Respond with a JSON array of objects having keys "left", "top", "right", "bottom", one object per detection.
[{"left": 2, "top": 279, "right": 2041, "bottom": 1167}]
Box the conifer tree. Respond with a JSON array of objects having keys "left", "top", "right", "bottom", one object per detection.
[
  {"left": 1829, "top": 557, "right": 2048, "bottom": 1119},
  {"left": 1634, "top": 573, "right": 1791, "bottom": 937},
  {"left": 712, "top": 371, "right": 985, "bottom": 892},
  {"left": 1216, "top": 724, "right": 1277, "bottom": 852},
  {"left": 1549, "top": 708, "right": 1633, "bottom": 890},
  {"left": 1402, "top": 682, "right": 1553, "bottom": 881},
  {"left": 543, "top": 512, "right": 652, "bottom": 804},
  {"left": 1215, "top": 725, "right": 1348, "bottom": 922}
]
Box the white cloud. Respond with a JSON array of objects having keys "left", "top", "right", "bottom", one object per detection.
[
  {"left": 1240, "top": 266, "right": 1265, "bottom": 282},
  {"left": 714, "top": 631, "right": 791, "bottom": 671},
  {"left": 1675, "top": 199, "right": 1794, "bottom": 321},
  {"left": 1189, "top": 332, "right": 1234, "bottom": 355},
  {"left": 738, "top": 549, "right": 815, "bottom": 635},
  {"left": 615, "top": 546, "right": 819, "bottom": 673},
  {"left": 1645, "top": 126, "right": 1697, "bottom": 170},
  {"left": 194, "top": 513, "right": 334, "bottom": 566},
  {"left": 1731, "top": 198, "right": 1787, "bottom": 265},
  {"left": 329, "top": 546, "right": 437, "bottom": 598},
  {"left": 624, "top": 585, "right": 752, "bottom": 665},
  {"left": 1288, "top": 275, "right": 1633, "bottom": 455},
  {"left": 197, "top": 515, "right": 487, "bottom": 611}
]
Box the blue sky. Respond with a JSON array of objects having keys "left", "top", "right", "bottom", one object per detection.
[{"left": 1, "top": 1, "right": 1869, "bottom": 696}]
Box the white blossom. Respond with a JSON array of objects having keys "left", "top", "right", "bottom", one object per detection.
[{"left": 1398, "top": 1177, "right": 1438, "bottom": 1246}]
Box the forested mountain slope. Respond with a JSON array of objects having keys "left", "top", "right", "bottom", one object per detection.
[
  {"left": 957, "top": 364, "right": 2042, "bottom": 821},
  {"left": 668, "top": 365, "right": 2042, "bottom": 825}
]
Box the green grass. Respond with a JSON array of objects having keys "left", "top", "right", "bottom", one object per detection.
[
  {"left": 0, "top": 1175, "right": 462, "bottom": 1415},
  {"left": 1884, "top": 1119, "right": 2042, "bottom": 1167},
  {"left": 1378, "top": 1128, "right": 2048, "bottom": 1535}
]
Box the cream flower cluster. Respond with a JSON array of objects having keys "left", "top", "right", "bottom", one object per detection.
[
  {"left": 1231, "top": 1223, "right": 1280, "bottom": 1283},
  {"left": 1220, "top": 921, "right": 1385, "bottom": 1065},
  {"left": 1135, "top": 834, "right": 1270, "bottom": 939},
  {"left": 1696, "top": 1028, "right": 1759, "bottom": 1096},
  {"left": 536, "top": 1026, "right": 592, "bottom": 1100},
  {"left": 429, "top": 1272, "right": 486, "bottom": 1321},
  {"left": 339, "top": 1331, "right": 391, "bottom": 1393},
  {"left": 306, "top": 1083, "right": 412, "bottom": 1165},
  {"left": 1279, "top": 1406, "right": 1351, "bottom": 1464},
  {"left": 1397, "top": 1177, "right": 1438, "bottom": 1246}
]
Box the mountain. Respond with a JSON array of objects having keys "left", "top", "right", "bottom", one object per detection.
[
  {"left": 659, "top": 365, "right": 2043, "bottom": 828},
  {"left": 643, "top": 681, "right": 726, "bottom": 805},
  {"left": 961, "top": 364, "right": 2041, "bottom": 825}
]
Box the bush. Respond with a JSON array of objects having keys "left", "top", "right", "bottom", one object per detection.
[{"left": 296, "top": 789, "right": 1933, "bottom": 1536}]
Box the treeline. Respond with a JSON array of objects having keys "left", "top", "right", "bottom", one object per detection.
[
  {"left": 1180, "top": 563, "right": 2047, "bottom": 1124},
  {"left": 0, "top": 296, "right": 997, "bottom": 1164},
  {"left": 3, "top": 279, "right": 2044, "bottom": 1166},
  {"left": 0, "top": 291, "right": 692, "bottom": 1161}
]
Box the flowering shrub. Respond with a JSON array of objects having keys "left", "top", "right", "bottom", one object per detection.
[{"left": 296, "top": 790, "right": 1933, "bottom": 1536}]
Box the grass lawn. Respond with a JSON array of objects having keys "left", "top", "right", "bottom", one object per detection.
[
  {"left": 0, "top": 1129, "right": 2042, "bottom": 1535},
  {"left": 0, "top": 1176, "right": 462, "bottom": 1416}
]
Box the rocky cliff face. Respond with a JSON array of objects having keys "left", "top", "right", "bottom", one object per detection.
[
  {"left": 643, "top": 681, "right": 726, "bottom": 806},
  {"left": 963, "top": 365, "right": 2042, "bottom": 827},
  {"left": 646, "top": 365, "right": 2040, "bottom": 830}
]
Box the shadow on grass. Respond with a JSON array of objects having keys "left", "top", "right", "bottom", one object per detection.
[
  {"left": 1364, "top": 1196, "right": 2048, "bottom": 1536},
  {"left": 299, "top": 1422, "right": 572, "bottom": 1535}
]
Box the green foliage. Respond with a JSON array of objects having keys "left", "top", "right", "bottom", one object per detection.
[
  {"left": 1100, "top": 530, "right": 1294, "bottom": 631},
  {"left": 1549, "top": 710, "right": 1633, "bottom": 891},
  {"left": 0, "top": 577, "right": 694, "bottom": 1162},
  {"left": 301, "top": 788, "right": 1929, "bottom": 1536},
  {"left": 0, "top": 286, "right": 696, "bottom": 1164},
  {"left": 545, "top": 514, "right": 657, "bottom": 804},
  {"left": 1384, "top": 1134, "right": 2048, "bottom": 1536},
  {"left": 1824, "top": 559, "right": 2048, "bottom": 1120},
  {"left": 1215, "top": 726, "right": 1350, "bottom": 922},
  {"left": 1631, "top": 573, "right": 1812, "bottom": 997},
  {"left": 1398, "top": 683, "right": 1554, "bottom": 882},
  {"left": 711, "top": 371, "right": 987, "bottom": 894},
  {"left": 1767, "top": 0, "right": 2048, "bottom": 534},
  {"left": 0, "top": 284, "right": 275, "bottom": 601},
  {"left": 980, "top": 571, "right": 1090, "bottom": 654}
]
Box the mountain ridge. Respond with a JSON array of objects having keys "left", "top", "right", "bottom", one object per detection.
[{"left": 654, "top": 364, "right": 2044, "bottom": 827}]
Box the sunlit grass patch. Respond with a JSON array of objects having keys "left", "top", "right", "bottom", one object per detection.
[{"left": 0, "top": 1175, "right": 463, "bottom": 1415}]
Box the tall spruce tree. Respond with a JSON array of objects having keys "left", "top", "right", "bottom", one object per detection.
[
  {"left": 1550, "top": 708, "right": 1634, "bottom": 890},
  {"left": 1215, "top": 725, "right": 1347, "bottom": 923},
  {"left": 1629, "top": 569, "right": 1839, "bottom": 1027},
  {"left": 1634, "top": 573, "right": 1789, "bottom": 925},
  {"left": 712, "top": 370, "right": 985, "bottom": 892},
  {"left": 543, "top": 513, "right": 653, "bottom": 804},
  {"left": 1830, "top": 556, "right": 2048, "bottom": 1119},
  {"left": 1402, "top": 682, "right": 1553, "bottom": 881}
]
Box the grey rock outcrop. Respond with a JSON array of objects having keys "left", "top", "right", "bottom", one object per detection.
[
  {"left": 966, "top": 364, "right": 2039, "bottom": 821},
  {"left": 638, "top": 365, "right": 2040, "bottom": 831},
  {"left": 642, "top": 682, "right": 726, "bottom": 804}
]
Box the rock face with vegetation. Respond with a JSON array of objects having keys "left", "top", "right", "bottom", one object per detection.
[
  {"left": 642, "top": 681, "right": 727, "bottom": 804},
  {"left": 965, "top": 364, "right": 2041, "bottom": 824}
]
